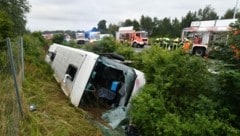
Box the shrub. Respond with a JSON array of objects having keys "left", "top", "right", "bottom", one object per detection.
[
  {"left": 82, "top": 37, "right": 116, "bottom": 53},
  {"left": 130, "top": 46, "right": 239, "bottom": 135},
  {"left": 116, "top": 44, "right": 134, "bottom": 60},
  {"left": 82, "top": 37, "right": 135, "bottom": 60},
  {"left": 0, "top": 10, "right": 14, "bottom": 40},
  {"left": 23, "top": 33, "right": 47, "bottom": 66},
  {"left": 214, "top": 70, "right": 240, "bottom": 128},
  {"left": 52, "top": 33, "right": 65, "bottom": 44}
]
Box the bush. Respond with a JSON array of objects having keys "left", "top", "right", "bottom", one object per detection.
[
  {"left": 62, "top": 40, "right": 78, "bottom": 48},
  {"left": 214, "top": 70, "right": 240, "bottom": 128},
  {"left": 52, "top": 33, "right": 65, "bottom": 44},
  {"left": 116, "top": 44, "right": 134, "bottom": 60},
  {"left": 130, "top": 46, "right": 239, "bottom": 135},
  {"left": 23, "top": 33, "right": 47, "bottom": 65},
  {"left": 208, "top": 41, "right": 238, "bottom": 65},
  {"left": 82, "top": 37, "right": 135, "bottom": 60},
  {"left": 82, "top": 37, "right": 116, "bottom": 53},
  {"left": 0, "top": 10, "right": 14, "bottom": 40}
]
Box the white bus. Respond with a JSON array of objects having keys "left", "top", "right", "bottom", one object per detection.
[{"left": 45, "top": 43, "right": 146, "bottom": 110}]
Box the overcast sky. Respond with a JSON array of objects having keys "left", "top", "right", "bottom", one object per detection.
[{"left": 26, "top": 0, "right": 238, "bottom": 31}]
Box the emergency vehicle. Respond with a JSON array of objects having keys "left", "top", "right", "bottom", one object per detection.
[
  {"left": 116, "top": 26, "right": 148, "bottom": 48},
  {"left": 182, "top": 19, "right": 237, "bottom": 56},
  {"left": 76, "top": 30, "right": 100, "bottom": 44}
]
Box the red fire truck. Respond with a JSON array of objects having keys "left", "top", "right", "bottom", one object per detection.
[
  {"left": 116, "top": 26, "right": 148, "bottom": 48},
  {"left": 182, "top": 19, "right": 237, "bottom": 56}
]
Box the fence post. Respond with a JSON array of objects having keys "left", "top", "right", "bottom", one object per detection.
[
  {"left": 20, "top": 37, "right": 24, "bottom": 80},
  {"left": 6, "top": 37, "right": 23, "bottom": 117}
]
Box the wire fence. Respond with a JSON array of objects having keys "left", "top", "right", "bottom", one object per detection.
[{"left": 0, "top": 37, "right": 24, "bottom": 136}]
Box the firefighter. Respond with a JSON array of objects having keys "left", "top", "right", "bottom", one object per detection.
[
  {"left": 231, "top": 45, "right": 240, "bottom": 59},
  {"left": 162, "top": 37, "right": 170, "bottom": 49},
  {"left": 193, "top": 35, "right": 202, "bottom": 44},
  {"left": 182, "top": 38, "right": 192, "bottom": 53},
  {"left": 173, "top": 38, "right": 181, "bottom": 50}
]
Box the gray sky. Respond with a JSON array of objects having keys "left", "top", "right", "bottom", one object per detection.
[{"left": 26, "top": 0, "right": 238, "bottom": 31}]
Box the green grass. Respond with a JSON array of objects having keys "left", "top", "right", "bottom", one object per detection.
[
  {"left": 0, "top": 75, "right": 20, "bottom": 136},
  {"left": 20, "top": 55, "right": 102, "bottom": 135}
]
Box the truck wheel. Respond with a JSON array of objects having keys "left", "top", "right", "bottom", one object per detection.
[
  {"left": 140, "top": 44, "right": 144, "bottom": 48},
  {"left": 132, "top": 42, "right": 138, "bottom": 48},
  {"left": 194, "top": 48, "right": 205, "bottom": 57}
]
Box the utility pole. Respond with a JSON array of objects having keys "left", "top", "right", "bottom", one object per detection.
[{"left": 233, "top": 0, "right": 239, "bottom": 19}]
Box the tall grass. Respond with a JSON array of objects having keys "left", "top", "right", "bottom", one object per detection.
[
  {"left": 0, "top": 75, "right": 20, "bottom": 136},
  {"left": 20, "top": 34, "right": 102, "bottom": 135},
  {"left": 0, "top": 39, "right": 21, "bottom": 136}
]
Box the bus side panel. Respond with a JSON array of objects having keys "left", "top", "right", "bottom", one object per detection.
[{"left": 51, "top": 47, "right": 87, "bottom": 96}]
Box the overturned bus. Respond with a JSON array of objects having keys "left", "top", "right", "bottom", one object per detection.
[{"left": 45, "top": 43, "right": 145, "bottom": 111}]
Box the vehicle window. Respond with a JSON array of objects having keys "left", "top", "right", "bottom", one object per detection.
[
  {"left": 65, "top": 64, "right": 77, "bottom": 81},
  {"left": 50, "top": 52, "right": 56, "bottom": 61}
]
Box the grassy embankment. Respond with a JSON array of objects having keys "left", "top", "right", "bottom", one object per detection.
[{"left": 20, "top": 34, "right": 102, "bottom": 135}]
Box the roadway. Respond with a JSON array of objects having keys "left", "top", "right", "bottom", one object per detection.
[{"left": 134, "top": 45, "right": 151, "bottom": 52}]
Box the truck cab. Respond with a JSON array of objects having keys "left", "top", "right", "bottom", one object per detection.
[
  {"left": 76, "top": 30, "right": 100, "bottom": 44},
  {"left": 76, "top": 32, "right": 87, "bottom": 44},
  {"left": 116, "top": 26, "right": 148, "bottom": 48}
]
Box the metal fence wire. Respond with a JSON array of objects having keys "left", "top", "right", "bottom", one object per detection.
[{"left": 0, "top": 37, "right": 24, "bottom": 136}]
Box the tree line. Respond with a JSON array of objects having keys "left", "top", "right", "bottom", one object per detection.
[
  {"left": 0, "top": 1, "right": 239, "bottom": 40},
  {"left": 0, "top": 0, "right": 29, "bottom": 40},
  {"left": 99, "top": 5, "right": 240, "bottom": 38},
  {"left": 41, "top": 5, "right": 240, "bottom": 40}
]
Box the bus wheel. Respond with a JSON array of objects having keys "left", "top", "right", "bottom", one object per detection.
[{"left": 194, "top": 48, "right": 205, "bottom": 57}]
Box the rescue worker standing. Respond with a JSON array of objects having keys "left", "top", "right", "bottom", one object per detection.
[{"left": 182, "top": 38, "right": 191, "bottom": 53}]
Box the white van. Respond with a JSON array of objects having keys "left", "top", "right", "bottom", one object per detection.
[{"left": 45, "top": 43, "right": 145, "bottom": 110}]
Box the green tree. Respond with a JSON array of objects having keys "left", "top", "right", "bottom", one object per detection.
[
  {"left": 171, "top": 18, "right": 181, "bottom": 37},
  {"left": 151, "top": 17, "right": 160, "bottom": 36},
  {"left": 133, "top": 19, "right": 140, "bottom": 31},
  {"left": 207, "top": 21, "right": 240, "bottom": 125},
  {"left": 65, "top": 30, "right": 77, "bottom": 39},
  {"left": 151, "top": 17, "right": 181, "bottom": 37},
  {"left": 0, "top": 10, "right": 14, "bottom": 39},
  {"left": 227, "top": 18, "right": 240, "bottom": 65},
  {"left": 197, "top": 5, "right": 218, "bottom": 20},
  {"left": 97, "top": 20, "right": 107, "bottom": 34},
  {"left": 0, "top": 0, "right": 30, "bottom": 36},
  {"left": 181, "top": 11, "right": 198, "bottom": 29},
  {"left": 121, "top": 19, "right": 140, "bottom": 31},
  {"left": 140, "top": 15, "right": 154, "bottom": 36},
  {"left": 122, "top": 19, "right": 133, "bottom": 26},
  {"left": 130, "top": 46, "right": 239, "bottom": 135},
  {"left": 215, "top": 71, "right": 240, "bottom": 128},
  {"left": 52, "top": 33, "right": 65, "bottom": 44},
  {"left": 222, "top": 8, "right": 240, "bottom": 19},
  {"left": 82, "top": 36, "right": 118, "bottom": 53},
  {"left": 108, "top": 23, "right": 119, "bottom": 37},
  {"left": 161, "top": 17, "right": 173, "bottom": 37},
  {"left": 229, "top": 19, "right": 240, "bottom": 49}
]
